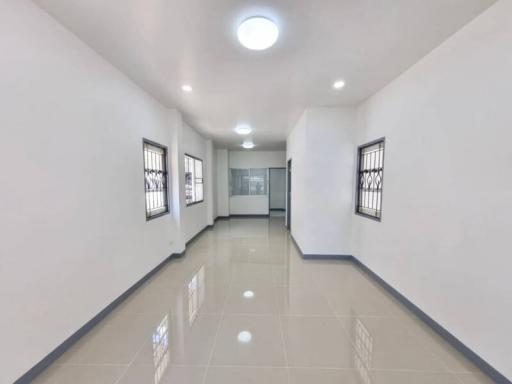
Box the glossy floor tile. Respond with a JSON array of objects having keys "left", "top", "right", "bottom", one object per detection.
[
  {"left": 34, "top": 218, "right": 495, "bottom": 384},
  {"left": 210, "top": 314, "right": 286, "bottom": 367}
]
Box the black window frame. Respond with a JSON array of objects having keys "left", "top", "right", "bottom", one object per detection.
[
  {"left": 355, "top": 137, "right": 385, "bottom": 221},
  {"left": 185, "top": 153, "right": 204, "bottom": 206},
  {"left": 143, "top": 138, "right": 170, "bottom": 221}
]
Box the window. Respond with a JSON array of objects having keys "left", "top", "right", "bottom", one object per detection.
[
  {"left": 185, "top": 154, "right": 204, "bottom": 205},
  {"left": 143, "top": 139, "right": 169, "bottom": 220},
  {"left": 230, "top": 168, "right": 268, "bottom": 196},
  {"left": 356, "top": 138, "right": 385, "bottom": 220}
]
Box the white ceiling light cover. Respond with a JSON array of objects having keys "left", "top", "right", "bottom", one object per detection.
[
  {"left": 235, "top": 124, "right": 252, "bottom": 135},
  {"left": 237, "top": 17, "right": 279, "bottom": 50},
  {"left": 333, "top": 80, "right": 345, "bottom": 89}
]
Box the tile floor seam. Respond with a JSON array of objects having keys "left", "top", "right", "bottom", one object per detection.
[
  {"left": 200, "top": 264, "right": 232, "bottom": 384},
  {"left": 398, "top": 314, "right": 474, "bottom": 376},
  {"left": 50, "top": 363, "right": 130, "bottom": 367},
  {"left": 311, "top": 265, "right": 408, "bottom": 373},
  {"left": 111, "top": 328, "right": 152, "bottom": 384},
  {"left": 33, "top": 219, "right": 495, "bottom": 384},
  {"left": 200, "top": 364, "right": 469, "bottom": 372},
  {"left": 277, "top": 314, "right": 291, "bottom": 383},
  {"left": 333, "top": 312, "right": 459, "bottom": 376}
]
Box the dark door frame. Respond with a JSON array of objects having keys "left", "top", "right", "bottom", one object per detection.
[
  {"left": 286, "top": 159, "right": 292, "bottom": 230},
  {"left": 268, "top": 167, "right": 287, "bottom": 214}
]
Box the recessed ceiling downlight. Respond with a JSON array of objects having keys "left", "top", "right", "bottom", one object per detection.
[
  {"left": 333, "top": 80, "right": 345, "bottom": 90},
  {"left": 237, "top": 331, "right": 252, "bottom": 343},
  {"left": 242, "top": 141, "right": 255, "bottom": 149},
  {"left": 181, "top": 84, "right": 193, "bottom": 92},
  {"left": 235, "top": 124, "right": 252, "bottom": 135},
  {"left": 237, "top": 17, "right": 279, "bottom": 50}
]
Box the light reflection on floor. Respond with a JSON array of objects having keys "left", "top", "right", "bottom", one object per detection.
[{"left": 33, "top": 218, "right": 493, "bottom": 384}]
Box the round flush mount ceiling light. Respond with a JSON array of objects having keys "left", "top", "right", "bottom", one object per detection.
[
  {"left": 242, "top": 140, "right": 255, "bottom": 149},
  {"left": 237, "top": 331, "right": 253, "bottom": 343},
  {"left": 237, "top": 17, "right": 279, "bottom": 50},
  {"left": 181, "top": 84, "right": 193, "bottom": 92},
  {"left": 235, "top": 124, "right": 252, "bottom": 135},
  {"left": 332, "top": 79, "right": 346, "bottom": 90},
  {"left": 243, "top": 290, "right": 255, "bottom": 299}
]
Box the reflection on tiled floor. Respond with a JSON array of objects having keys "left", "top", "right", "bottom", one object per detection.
[{"left": 33, "top": 218, "right": 495, "bottom": 384}]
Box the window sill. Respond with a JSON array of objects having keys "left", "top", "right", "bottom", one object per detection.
[
  {"left": 355, "top": 211, "right": 382, "bottom": 222},
  {"left": 186, "top": 200, "right": 204, "bottom": 207},
  {"left": 146, "top": 210, "right": 170, "bottom": 221}
]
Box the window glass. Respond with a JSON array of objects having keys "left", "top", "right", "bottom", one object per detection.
[
  {"left": 230, "top": 168, "right": 267, "bottom": 196},
  {"left": 356, "top": 139, "right": 385, "bottom": 220},
  {"left": 144, "top": 140, "right": 169, "bottom": 219},
  {"left": 185, "top": 154, "right": 204, "bottom": 205}
]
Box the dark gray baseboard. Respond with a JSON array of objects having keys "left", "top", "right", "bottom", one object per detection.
[
  {"left": 290, "top": 235, "right": 354, "bottom": 261},
  {"left": 216, "top": 214, "right": 274, "bottom": 220},
  {"left": 15, "top": 222, "right": 216, "bottom": 384},
  {"left": 229, "top": 214, "right": 270, "bottom": 218},
  {"left": 185, "top": 224, "right": 213, "bottom": 246},
  {"left": 14, "top": 251, "right": 183, "bottom": 384},
  {"left": 290, "top": 234, "right": 510, "bottom": 384},
  {"left": 302, "top": 254, "right": 353, "bottom": 261}
]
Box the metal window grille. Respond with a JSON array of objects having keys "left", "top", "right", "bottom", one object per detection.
[
  {"left": 185, "top": 154, "right": 204, "bottom": 205},
  {"left": 356, "top": 138, "right": 385, "bottom": 220},
  {"left": 143, "top": 140, "right": 169, "bottom": 220}
]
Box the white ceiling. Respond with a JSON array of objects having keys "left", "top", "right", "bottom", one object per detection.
[{"left": 34, "top": 0, "right": 495, "bottom": 150}]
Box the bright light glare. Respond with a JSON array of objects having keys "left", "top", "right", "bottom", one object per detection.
[
  {"left": 333, "top": 80, "right": 345, "bottom": 89},
  {"left": 237, "top": 17, "right": 279, "bottom": 50},
  {"left": 242, "top": 141, "right": 255, "bottom": 149},
  {"left": 237, "top": 331, "right": 252, "bottom": 343},
  {"left": 181, "top": 84, "right": 193, "bottom": 92},
  {"left": 235, "top": 124, "right": 252, "bottom": 135},
  {"left": 243, "top": 290, "right": 255, "bottom": 299}
]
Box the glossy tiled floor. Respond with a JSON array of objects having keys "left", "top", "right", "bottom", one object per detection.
[{"left": 34, "top": 218, "right": 494, "bottom": 384}]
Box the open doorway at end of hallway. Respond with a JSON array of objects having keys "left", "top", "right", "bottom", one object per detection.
[{"left": 269, "top": 167, "right": 286, "bottom": 218}]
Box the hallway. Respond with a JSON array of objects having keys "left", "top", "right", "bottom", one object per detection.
[{"left": 34, "top": 218, "right": 490, "bottom": 384}]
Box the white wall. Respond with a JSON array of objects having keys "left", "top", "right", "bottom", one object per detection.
[
  {"left": 228, "top": 151, "right": 286, "bottom": 215},
  {"left": 353, "top": 1, "right": 512, "bottom": 377},
  {"left": 215, "top": 149, "right": 230, "bottom": 217},
  {"left": 286, "top": 113, "right": 306, "bottom": 233},
  {"left": 181, "top": 123, "right": 210, "bottom": 242},
  {"left": 0, "top": 1, "right": 183, "bottom": 383},
  {"left": 269, "top": 168, "right": 286, "bottom": 209},
  {"left": 286, "top": 108, "right": 356, "bottom": 255},
  {"left": 286, "top": 1, "right": 512, "bottom": 378},
  {"left": 228, "top": 150, "right": 286, "bottom": 169},
  {"left": 207, "top": 141, "right": 216, "bottom": 225}
]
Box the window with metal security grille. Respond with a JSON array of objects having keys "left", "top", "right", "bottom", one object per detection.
[
  {"left": 185, "top": 154, "right": 204, "bottom": 205},
  {"left": 230, "top": 168, "right": 268, "bottom": 196},
  {"left": 143, "top": 140, "right": 169, "bottom": 220},
  {"left": 356, "top": 138, "right": 385, "bottom": 220}
]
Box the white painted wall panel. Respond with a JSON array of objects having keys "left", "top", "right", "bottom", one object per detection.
[
  {"left": 182, "top": 123, "right": 209, "bottom": 242},
  {"left": 0, "top": 2, "right": 181, "bottom": 382},
  {"left": 353, "top": 1, "right": 512, "bottom": 377},
  {"left": 286, "top": 1, "right": 512, "bottom": 378},
  {"left": 215, "top": 149, "right": 229, "bottom": 217},
  {"left": 286, "top": 108, "right": 356, "bottom": 255}
]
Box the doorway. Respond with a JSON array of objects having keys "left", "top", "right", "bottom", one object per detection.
[
  {"left": 269, "top": 167, "right": 286, "bottom": 217},
  {"left": 287, "top": 159, "right": 291, "bottom": 230}
]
